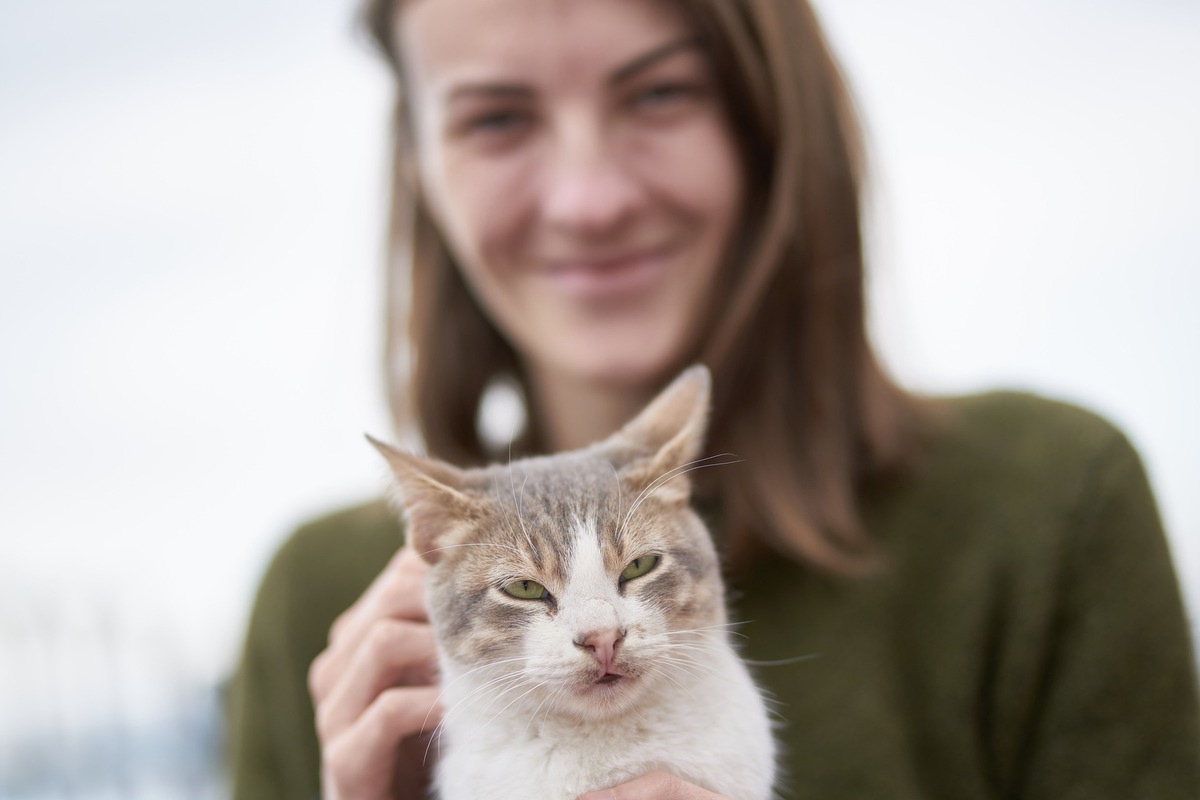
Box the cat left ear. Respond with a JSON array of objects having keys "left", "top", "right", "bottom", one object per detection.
[
  {"left": 612, "top": 365, "right": 711, "bottom": 506},
  {"left": 366, "top": 434, "right": 477, "bottom": 564}
]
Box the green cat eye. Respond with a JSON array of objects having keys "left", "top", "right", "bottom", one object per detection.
[
  {"left": 502, "top": 579, "right": 548, "bottom": 600},
  {"left": 620, "top": 554, "right": 660, "bottom": 583}
]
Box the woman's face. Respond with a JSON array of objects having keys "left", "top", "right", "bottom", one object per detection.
[{"left": 399, "top": 0, "right": 743, "bottom": 392}]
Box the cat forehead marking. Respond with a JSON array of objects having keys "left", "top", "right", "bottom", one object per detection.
[
  {"left": 566, "top": 514, "right": 611, "bottom": 587},
  {"left": 481, "top": 453, "right": 623, "bottom": 528},
  {"left": 487, "top": 450, "right": 622, "bottom": 492}
]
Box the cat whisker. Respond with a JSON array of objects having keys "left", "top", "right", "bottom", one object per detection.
[
  {"left": 742, "top": 653, "right": 823, "bottom": 668},
  {"left": 646, "top": 643, "right": 716, "bottom": 660},
  {"left": 438, "top": 657, "right": 531, "bottom": 694},
  {"left": 605, "top": 459, "right": 624, "bottom": 548},
  {"left": 639, "top": 624, "right": 748, "bottom": 648},
  {"left": 475, "top": 672, "right": 536, "bottom": 716},
  {"left": 424, "top": 676, "right": 518, "bottom": 758},
  {"left": 423, "top": 658, "right": 531, "bottom": 733},
  {"left": 649, "top": 654, "right": 720, "bottom": 677},
  {"left": 641, "top": 662, "right": 691, "bottom": 694},
  {"left": 617, "top": 454, "right": 743, "bottom": 539},
  {"left": 489, "top": 474, "right": 525, "bottom": 552},
  {"left": 648, "top": 664, "right": 713, "bottom": 695},
  {"left": 555, "top": 686, "right": 572, "bottom": 726},
  {"left": 654, "top": 654, "right": 742, "bottom": 687},
  {"left": 425, "top": 669, "right": 533, "bottom": 765},
  {"left": 569, "top": 700, "right": 589, "bottom": 733},
  {"left": 508, "top": 466, "right": 536, "bottom": 553},
  {"left": 661, "top": 631, "right": 748, "bottom": 645},
  {"left": 507, "top": 412, "right": 519, "bottom": 466},
  {"left": 652, "top": 621, "right": 748, "bottom": 636},
  {"left": 527, "top": 683, "right": 572, "bottom": 737},
  {"left": 461, "top": 672, "right": 530, "bottom": 712},
  {"left": 620, "top": 695, "right": 655, "bottom": 729},
  {"left": 624, "top": 453, "right": 740, "bottom": 513},
  {"left": 481, "top": 678, "right": 549, "bottom": 731},
  {"left": 524, "top": 690, "right": 554, "bottom": 737},
  {"left": 419, "top": 542, "right": 525, "bottom": 558},
  {"left": 648, "top": 651, "right": 710, "bottom": 675}
]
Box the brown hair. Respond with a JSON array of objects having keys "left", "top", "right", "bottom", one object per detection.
[{"left": 359, "top": 0, "right": 923, "bottom": 575}]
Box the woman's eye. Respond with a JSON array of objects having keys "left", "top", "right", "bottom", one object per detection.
[
  {"left": 632, "top": 83, "right": 694, "bottom": 110},
  {"left": 620, "top": 554, "right": 660, "bottom": 583},
  {"left": 502, "top": 579, "right": 549, "bottom": 600},
  {"left": 464, "top": 110, "right": 529, "bottom": 135}
]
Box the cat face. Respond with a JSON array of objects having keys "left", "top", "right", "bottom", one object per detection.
[
  {"left": 425, "top": 451, "right": 724, "bottom": 720},
  {"left": 373, "top": 366, "right": 726, "bottom": 720}
]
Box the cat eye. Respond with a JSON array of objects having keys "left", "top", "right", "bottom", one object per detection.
[
  {"left": 620, "top": 554, "right": 660, "bottom": 583},
  {"left": 502, "top": 579, "right": 549, "bottom": 600}
]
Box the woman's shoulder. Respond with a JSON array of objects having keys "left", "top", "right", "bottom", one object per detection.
[
  {"left": 859, "top": 390, "right": 1181, "bottom": 666},
  {"left": 920, "top": 389, "right": 1145, "bottom": 492},
  {"left": 278, "top": 497, "right": 403, "bottom": 561},
  {"left": 937, "top": 389, "right": 1132, "bottom": 458},
  {"left": 870, "top": 389, "right": 1160, "bottom": 563}
]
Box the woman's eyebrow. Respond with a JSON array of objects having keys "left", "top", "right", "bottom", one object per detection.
[
  {"left": 609, "top": 35, "right": 702, "bottom": 85},
  {"left": 440, "top": 35, "right": 701, "bottom": 105},
  {"left": 445, "top": 83, "right": 534, "bottom": 105}
]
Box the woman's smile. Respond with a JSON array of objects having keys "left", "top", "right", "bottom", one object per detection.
[{"left": 539, "top": 246, "right": 674, "bottom": 302}]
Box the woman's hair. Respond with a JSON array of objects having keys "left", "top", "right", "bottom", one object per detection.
[{"left": 359, "top": 0, "right": 923, "bottom": 575}]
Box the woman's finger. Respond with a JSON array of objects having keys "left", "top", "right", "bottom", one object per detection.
[
  {"left": 321, "top": 684, "right": 444, "bottom": 799},
  {"left": 577, "top": 770, "right": 726, "bottom": 800},
  {"left": 330, "top": 545, "right": 430, "bottom": 643},
  {"left": 315, "top": 618, "right": 438, "bottom": 742},
  {"left": 309, "top": 546, "right": 430, "bottom": 702}
]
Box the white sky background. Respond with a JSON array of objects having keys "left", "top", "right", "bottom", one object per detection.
[{"left": 1, "top": 0, "right": 1197, "bottom": 730}]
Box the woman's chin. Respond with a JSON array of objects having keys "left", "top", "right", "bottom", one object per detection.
[{"left": 558, "top": 341, "right": 694, "bottom": 395}]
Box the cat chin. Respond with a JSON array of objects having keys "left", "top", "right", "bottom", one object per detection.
[{"left": 556, "top": 673, "right": 650, "bottom": 720}]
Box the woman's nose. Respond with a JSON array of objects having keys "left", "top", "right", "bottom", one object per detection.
[{"left": 540, "top": 117, "right": 642, "bottom": 236}]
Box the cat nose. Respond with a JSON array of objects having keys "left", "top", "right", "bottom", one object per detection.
[{"left": 574, "top": 628, "right": 625, "bottom": 671}]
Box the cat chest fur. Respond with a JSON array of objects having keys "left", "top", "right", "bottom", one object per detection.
[{"left": 436, "top": 629, "right": 776, "bottom": 800}]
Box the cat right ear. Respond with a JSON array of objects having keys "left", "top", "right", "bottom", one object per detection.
[
  {"left": 366, "top": 434, "right": 477, "bottom": 564},
  {"left": 611, "top": 365, "right": 712, "bottom": 505}
]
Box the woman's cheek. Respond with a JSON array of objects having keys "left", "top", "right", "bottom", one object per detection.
[{"left": 445, "top": 149, "right": 539, "bottom": 269}]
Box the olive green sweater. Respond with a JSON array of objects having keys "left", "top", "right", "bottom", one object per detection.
[{"left": 228, "top": 393, "right": 1200, "bottom": 798}]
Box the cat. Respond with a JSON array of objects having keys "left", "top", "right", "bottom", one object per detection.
[{"left": 370, "top": 365, "right": 776, "bottom": 800}]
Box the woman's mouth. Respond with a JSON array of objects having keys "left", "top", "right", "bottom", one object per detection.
[{"left": 542, "top": 249, "right": 672, "bottom": 301}]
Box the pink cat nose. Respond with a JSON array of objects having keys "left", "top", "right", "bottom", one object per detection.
[{"left": 574, "top": 628, "right": 625, "bottom": 672}]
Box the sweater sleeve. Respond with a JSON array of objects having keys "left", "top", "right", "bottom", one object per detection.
[
  {"left": 1017, "top": 430, "right": 1200, "bottom": 798},
  {"left": 226, "top": 502, "right": 402, "bottom": 800},
  {"left": 227, "top": 532, "right": 326, "bottom": 800}
]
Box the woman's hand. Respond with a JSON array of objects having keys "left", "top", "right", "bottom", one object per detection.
[
  {"left": 308, "top": 545, "right": 442, "bottom": 799},
  {"left": 578, "top": 771, "right": 730, "bottom": 800}
]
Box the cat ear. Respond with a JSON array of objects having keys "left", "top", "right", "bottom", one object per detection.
[
  {"left": 366, "top": 434, "right": 477, "bottom": 564},
  {"left": 611, "top": 365, "right": 711, "bottom": 506}
]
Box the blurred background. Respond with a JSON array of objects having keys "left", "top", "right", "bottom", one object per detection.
[{"left": 1, "top": 0, "right": 1196, "bottom": 795}]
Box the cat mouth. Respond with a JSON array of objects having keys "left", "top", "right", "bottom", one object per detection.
[{"left": 578, "top": 670, "right": 632, "bottom": 694}]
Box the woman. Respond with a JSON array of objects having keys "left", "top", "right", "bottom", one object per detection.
[{"left": 228, "top": 0, "right": 1200, "bottom": 798}]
